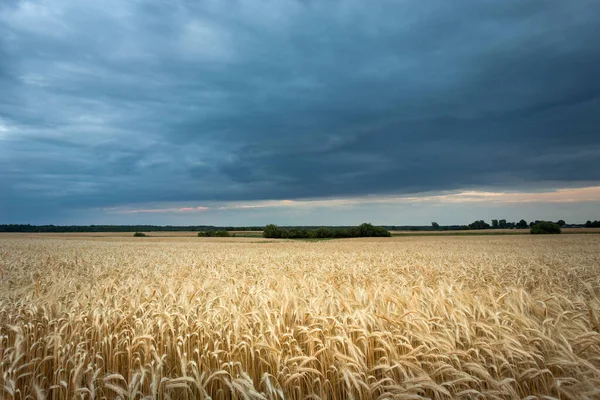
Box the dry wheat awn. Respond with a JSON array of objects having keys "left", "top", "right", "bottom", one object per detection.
[{"left": 1, "top": 235, "right": 600, "bottom": 399}]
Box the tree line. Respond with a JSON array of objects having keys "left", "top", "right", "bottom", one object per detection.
[
  {"left": 263, "top": 223, "right": 391, "bottom": 239},
  {"left": 197, "top": 230, "right": 231, "bottom": 237},
  {"left": 429, "top": 219, "right": 568, "bottom": 231},
  {"left": 0, "top": 219, "right": 596, "bottom": 233}
]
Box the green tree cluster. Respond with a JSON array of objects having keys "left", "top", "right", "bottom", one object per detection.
[
  {"left": 530, "top": 221, "right": 561, "bottom": 234},
  {"left": 468, "top": 220, "right": 491, "bottom": 230},
  {"left": 472, "top": 219, "right": 566, "bottom": 230},
  {"left": 263, "top": 223, "right": 391, "bottom": 239},
  {"left": 198, "top": 230, "right": 230, "bottom": 237},
  {"left": 491, "top": 219, "right": 529, "bottom": 229}
]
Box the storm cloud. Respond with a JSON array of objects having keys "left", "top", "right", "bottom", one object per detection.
[{"left": 1, "top": 0, "right": 599, "bottom": 224}]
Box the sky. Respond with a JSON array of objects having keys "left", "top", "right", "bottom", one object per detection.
[{"left": 1, "top": 0, "right": 599, "bottom": 226}]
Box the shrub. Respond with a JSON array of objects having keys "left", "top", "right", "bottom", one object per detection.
[
  {"left": 530, "top": 222, "right": 561, "bottom": 235},
  {"left": 357, "top": 223, "right": 391, "bottom": 237},
  {"left": 133, "top": 232, "right": 147, "bottom": 237}
]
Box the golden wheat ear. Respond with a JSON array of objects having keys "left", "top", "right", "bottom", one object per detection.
[{"left": 2, "top": 235, "right": 600, "bottom": 398}]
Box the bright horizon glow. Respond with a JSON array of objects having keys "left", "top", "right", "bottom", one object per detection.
[{"left": 108, "top": 185, "right": 600, "bottom": 215}]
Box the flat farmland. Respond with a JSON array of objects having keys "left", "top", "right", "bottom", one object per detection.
[
  {"left": 0, "top": 231, "right": 264, "bottom": 239},
  {"left": 390, "top": 227, "right": 600, "bottom": 235},
  {"left": 1, "top": 235, "right": 600, "bottom": 399}
]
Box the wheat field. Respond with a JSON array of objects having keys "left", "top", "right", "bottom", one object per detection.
[{"left": 1, "top": 235, "right": 600, "bottom": 399}]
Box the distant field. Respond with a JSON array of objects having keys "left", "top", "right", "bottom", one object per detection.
[
  {"left": 0, "top": 231, "right": 200, "bottom": 238},
  {"left": 1, "top": 227, "right": 598, "bottom": 240},
  {"left": 1, "top": 227, "right": 597, "bottom": 240},
  {"left": 0, "top": 230, "right": 265, "bottom": 239},
  {"left": 228, "top": 230, "right": 264, "bottom": 237},
  {"left": 2, "top": 234, "right": 600, "bottom": 398},
  {"left": 391, "top": 227, "right": 600, "bottom": 235}
]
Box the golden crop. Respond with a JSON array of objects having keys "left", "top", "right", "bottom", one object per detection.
[{"left": 1, "top": 235, "right": 600, "bottom": 399}]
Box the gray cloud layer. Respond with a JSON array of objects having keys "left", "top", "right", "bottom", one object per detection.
[{"left": 1, "top": 0, "right": 599, "bottom": 222}]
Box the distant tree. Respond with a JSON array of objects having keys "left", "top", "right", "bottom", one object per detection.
[
  {"left": 469, "top": 220, "right": 491, "bottom": 230},
  {"left": 133, "top": 232, "right": 147, "bottom": 237},
  {"left": 517, "top": 219, "right": 528, "bottom": 229},
  {"left": 498, "top": 219, "right": 507, "bottom": 229},
  {"left": 557, "top": 219, "right": 566, "bottom": 227},
  {"left": 491, "top": 219, "right": 499, "bottom": 229},
  {"left": 431, "top": 222, "right": 440, "bottom": 230},
  {"left": 263, "top": 224, "right": 282, "bottom": 238},
  {"left": 586, "top": 221, "right": 592, "bottom": 228},
  {"left": 531, "top": 221, "right": 561, "bottom": 234}
]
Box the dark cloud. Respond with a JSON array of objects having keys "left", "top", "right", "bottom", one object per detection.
[{"left": 1, "top": 0, "right": 599, "bottom": 222}]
